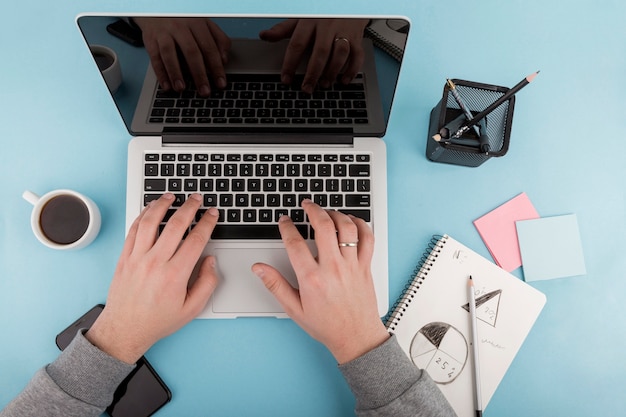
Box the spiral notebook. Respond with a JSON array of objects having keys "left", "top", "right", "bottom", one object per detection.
[
  {"left": 365, "top": 19, "right": 408, "bottom": 62},
  {"left": 385, "top": 235, "right": 546, "bottom": 417}
]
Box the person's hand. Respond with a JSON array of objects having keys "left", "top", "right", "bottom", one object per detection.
[
  {"left": 259, "top": 19, "right": 369, "bottom": 94},
  {"left": 133, "top": 17, "right": 232, "bottom": 96},
  {"left": 86, "top": 193, "right": 220, "bottom": 364},
  {"left": 252, "top": 200, "right": 389, "bottom": 364}
]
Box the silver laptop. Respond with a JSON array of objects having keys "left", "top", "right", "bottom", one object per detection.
[{"left": 77, "top": 14, "right": 410, "bottom": 318}]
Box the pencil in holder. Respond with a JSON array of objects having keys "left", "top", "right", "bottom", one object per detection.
[{"left": 426, "top": 79, "right": 515, "bottom": 167}]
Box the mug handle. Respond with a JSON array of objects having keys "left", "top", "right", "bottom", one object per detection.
[{"left": 22, "top": 190, "right": 40, "bottom": 206}]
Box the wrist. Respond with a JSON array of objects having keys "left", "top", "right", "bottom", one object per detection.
[
  {"left": 85, "top": 315, "right": 149, "bottom": 364},
  {"left": 330, "top": 326, "right": 390, "bottom": 365}
]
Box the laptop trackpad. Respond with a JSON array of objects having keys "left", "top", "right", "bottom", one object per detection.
[{"left": 211, "top": 248, "right": 299, "bottom": 314}]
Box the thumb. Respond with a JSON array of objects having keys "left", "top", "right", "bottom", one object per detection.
[
  {"left": 252, "top": 263, "right": 302, "bottom": 317},
  {"left": 185, "top": 256, "right": 219, "bottom": 318}
]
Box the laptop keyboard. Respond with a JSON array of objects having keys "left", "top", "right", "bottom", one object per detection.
[
  {"left": 143, "top": 151, "right": 372, "bottom": 239},
  {"left": 148, "top": 74, "right": 369, "bottom": 126}
]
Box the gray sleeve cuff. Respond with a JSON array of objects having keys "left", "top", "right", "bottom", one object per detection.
[
  {"left": 339, "top": 334, "right": 422, "bottom": 410},
  {"left": 338, "top": 334, "right": 457, "bottom": 416},
  {"left": 46, "top": 330, "right": 135, "bottom": 408}
]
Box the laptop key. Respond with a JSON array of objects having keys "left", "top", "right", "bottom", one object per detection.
[
  {"left": 211, "top": 224, "right": 307, "bottom": 240},
  {"left": 154, "top": 99, "right": 175, "bottom": 107},
  {"left": 243, "top": 210, "right": 256, "bottom": 222},
  {"left": 144, "top": 194, "right": 162, "bottom": 205},
  {"left": 161, "top": 164, "right": 175, "bottom": 176},
  {"left": 193, "top": 164, "right": 206, "bottom": 176},
  {"left": 338, "top": 209, "right": 371, "bottom": 222},
  {"left": 274, "top": 209, "right": 289, "bottom": 221},
  {"left": 346, "top": 195, "right": 370, "bottom": 207},
  {"left": 259, "top": 210, "right": 272, "bottom": 222},
  {"left": 172, "top": 194, "right": 185, "bottom": 207},
  {"left": 167, "top": 178, "right": 183, "bottom": 191},
  {"left": 227, "top": 209, "right": 241, "bottom": 222},
  {"left": 145, "top": 179, "right": 166, "bottom": 191},
  {"left": 349, "top": 164, "right": 370, "bottom": 176},
  {"left": 184, "top": 179, "right": 198, "bottom": 191},
  {"left": 145, "top": 164, "right": 158, "bottom": 176}
]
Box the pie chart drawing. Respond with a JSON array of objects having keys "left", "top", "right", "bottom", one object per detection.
[{"left": 410, "top": 322, "right": 468, "bottom": 384}]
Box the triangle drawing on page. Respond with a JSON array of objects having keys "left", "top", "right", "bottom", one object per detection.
[{"left": 461, "top": 289, "right": 502, "bottom": 327}]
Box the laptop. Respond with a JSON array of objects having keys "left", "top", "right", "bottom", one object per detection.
[{"left": 76, "top": 14, "right": 410, "bottom": 318}]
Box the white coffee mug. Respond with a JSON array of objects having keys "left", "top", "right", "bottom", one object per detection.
[
  {"left": 22, "top": 189, "right": 101, "bottom": 250},
  {"left": 89, "top": 44, "right": 122, "bottom": 94}
]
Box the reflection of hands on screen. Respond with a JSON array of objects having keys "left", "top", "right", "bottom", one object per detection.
[
  {"left": 133, "top": 17, "right": 231, "bottom": 96},
  {"left": 259, "top": 18, "right": 370, "bottom": 94}
]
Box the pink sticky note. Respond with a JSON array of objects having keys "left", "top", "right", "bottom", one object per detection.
[{"left": 473, "top": 193, "right": 540, "bottom": 272}]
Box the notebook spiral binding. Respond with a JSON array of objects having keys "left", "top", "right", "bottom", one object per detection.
[
  {"left": 383, "top": 234, "right": 448, "bottom": 331},
  {"left": 364, "top": 26, "right": 404, "bottom": 62}
]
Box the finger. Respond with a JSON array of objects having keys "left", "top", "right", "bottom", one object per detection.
[
  {"left": 208, "top": 21, "right": 232, "bottom": 88},
  {"left": 151, "top": 56, "right": 172, "bottom": 91},
  {"left": 143, "top": 37, "right": 172, "bottom": 91},
  {"left": 187, "top": 19, "right": 225, "bottom": 94},
  {"left": 327, "top": 210, "right": 359, "bottom": 259},
  {"left": 174, "top": 29, "right": 210, "bottom": 95},
  {"left": 301, "top": 200, "right": 341, "bottom": 260},
  {"left": 185, "top": 48, "right": 212, "bottom": 96},
  {"left": 133, "top": 193, "right": 176, "bottom": 254},
  {"left": 319, "top": 37, "right": 350, "bottom": 88},
  {"left": 196, "top": 36, "right": 227, "bottom": 91},
  {"left": 301, "top": 31, "right": 335, "bottom": 93},
  {"left": 280, "top": 20, "right": 315, "bottom": 86},
  {"left": 351, "top": 215, "right": 375, "bottom": 265},
  {"left": 208, "top": 20, "right": 232, "bottom": 63},
  {"left": 277, "top": 214, "right": 318, "bottom": 275},
  {"left": 119, "top": 202, "right": 152, "bottom": 260},
  {"left": 341, "top": 42, "right": 365, "bottom": 84},
  {"left": 157, "top": 36, "right": 186, "bottom": 92},
  {"left": 171, "top": 206, "right": 219, "bottom": 276},
  {"left": 183, "top": 255, "right": 219, "bottom": 319},
  {"left": 152, "top": 193, "right": 202, "bottom": 256},
  {"left": 252, "top": 263, "right": 303, "bottom": 319}
]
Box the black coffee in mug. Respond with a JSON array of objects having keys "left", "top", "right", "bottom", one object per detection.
[
  {"left": 93, "top": 51, "right": 114, "bottom": 72},
  {"left": 39, "top": 195, "right": 90, "bottom": 244}
]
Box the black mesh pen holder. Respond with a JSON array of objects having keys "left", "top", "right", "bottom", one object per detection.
[{"left": 426, "top": 79, "right": 515, "bottom": 167}]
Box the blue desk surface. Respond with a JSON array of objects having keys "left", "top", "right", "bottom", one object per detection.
[{"left": 1, "top": 1, "right": 625, "bottom": 416}]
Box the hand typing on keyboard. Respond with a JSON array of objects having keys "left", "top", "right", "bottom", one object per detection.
[
  {"left": 86, "top": 193, "right": 220, "bottom": 364},
  {"left": 86, "top": 193, "right": 387, "bottom": 366},
  {"left": 252, "top": 199, "right": 390, "bottom": 365}
]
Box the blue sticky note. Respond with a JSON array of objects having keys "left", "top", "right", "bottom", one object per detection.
[{"left": 516, "top": 214, "right": 586, "bottom": 281}]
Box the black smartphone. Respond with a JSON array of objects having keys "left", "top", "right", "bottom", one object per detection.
[
  {"left": 56, "top": 305, "right": 171, "bottom": 417},
  {"left": 106, "top": 19, "right": 144, "bottom": 47}
]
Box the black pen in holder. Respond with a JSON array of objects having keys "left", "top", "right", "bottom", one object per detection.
[{"left": 426, "top": 79, "right": 515, "bottom": 167}]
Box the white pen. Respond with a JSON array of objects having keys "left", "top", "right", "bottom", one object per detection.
[{"left": 468, "top": 276, "right": 483, "bottom": 417}]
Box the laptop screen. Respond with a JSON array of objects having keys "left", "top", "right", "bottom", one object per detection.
[{"left": 77, "top": 15, "right": 409, "bottom": 138}]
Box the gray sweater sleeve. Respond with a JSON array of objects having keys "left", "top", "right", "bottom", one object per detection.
[
  {"left": 339, "top": 335, "right": 458, "bottom": 417},
  {"left": 1, "top": 331, "right": 135, "bottom": 417}
]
